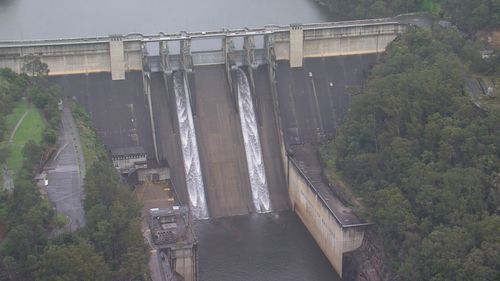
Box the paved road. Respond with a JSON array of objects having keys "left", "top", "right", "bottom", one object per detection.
[
  {"left": 465, "top": 77, "right": 485, "bottom": 109},
  {"left": 393, "top": 14, "right": 434, "bottom": 29},
  {"left": 46, "top": 103, "right": 86, "bottom": 233}
]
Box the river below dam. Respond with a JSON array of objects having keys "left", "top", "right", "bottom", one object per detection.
[{"left": 196, "top": 212, "right": 340, "bottom": 281}]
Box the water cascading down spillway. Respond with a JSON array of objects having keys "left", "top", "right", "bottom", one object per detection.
[
  {"left": 235, "top": 68, "right": 271, "bottom": 213},
  {"left": 173, "top": 71, "right": 209, "bottom": 219}
]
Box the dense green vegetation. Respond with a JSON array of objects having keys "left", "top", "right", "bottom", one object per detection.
[
  {"left": 320, "top": 0, "right": 500, "bottom": 32},
  {"left": 71, "top": 101, "right": 108, "bottom": 168},
  {"left": 75, "top": 115, "right": 149, "bottom": 280},
  {"left": 0, "top": 60, "right": 149, "bottom": 280},
  {"left": 0, "top": 63, "right": 60, "bottom": 280},
  {"left": 322, "top": 29, "right": 500, "bottom": 280},
  {"left": 82, "top": 161, "right": 149, "bottom": 280}
]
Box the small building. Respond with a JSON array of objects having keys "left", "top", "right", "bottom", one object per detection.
[
  {"left": 137, "top": 167, "right": 170, "bottom": 182},
  {"left": 111, "top": 146, "right": 147, "bottom": 174},
  {"left": 35, "top": 171, "right": 48, "bottom": 187},
  {"left": 480, "top": 49, "right": 495, "bottom": 60},
  {"left": 149, "top": 207, "right": 198, "bottom": 281},
  {"left": 438, "top": 20, "right": 452, "bottom": 29}
]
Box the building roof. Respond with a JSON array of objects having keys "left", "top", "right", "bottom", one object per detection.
[
  {"left": 111, "top": 146, "right": 146, "bottom": 157},
  {"left": 149, "top": 206, "right": 196, "bottom": 247}
]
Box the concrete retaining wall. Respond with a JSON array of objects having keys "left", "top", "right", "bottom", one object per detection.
[
  {"left": 267, "top": 60, "right": 365, "bottom": 277},
  {"left": 171, "top": 246, "right": 198, "bottom": 281},
  {"left": 275, "top": 22, "right": 405, "bottom": 61},
  {"left": 288, "top": 159, "right": 345, "bottom": 275},
  {"left": 286, "top": 159, "right": 365, "bottom": 277},
  {"left": 302, "top": 34, "right": 398, "bottom": 57},
  {"left": 0, "top": 40, "right": 142, "bottom": 76}
]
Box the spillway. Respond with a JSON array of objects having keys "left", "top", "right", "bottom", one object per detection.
[
  {"left": 173, "top": 71, "right": 208, "bottom": 219},
  {"left": 235, "top": 69, "right": 271, "bottom": 213},
  {"left": 251, "top": 66, "right": 289, "bottom": 211},
  {"left": 191, "top": 65, "right": 253, "bottom": 218}
]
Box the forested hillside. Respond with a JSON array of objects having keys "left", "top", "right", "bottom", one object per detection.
[
  {"left": 0, "top": 65, "right": 148, "bottom": 280},
  {"left": 322, "top": 29, "right": 500, "bottom": 280},
  {"left": 320, "top": 0, "right": 499, "bottom": 32}
]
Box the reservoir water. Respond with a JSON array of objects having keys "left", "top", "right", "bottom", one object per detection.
[
  {"left": 0, "top": 0, "right": 330, "bottom": 40},
  {"left": 0, "top": 0, "right": 342, "bottom": 280}
]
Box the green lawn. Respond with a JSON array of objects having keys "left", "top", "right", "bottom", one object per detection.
[
  {"left": 5, "top": 101, "right": 29, "bottom": 133},
  {"left": 6, "top": 102, "right": 46, "bottom": 172},
  {"left": 421, "top": 0, "right": 441, "bottom": 15}
]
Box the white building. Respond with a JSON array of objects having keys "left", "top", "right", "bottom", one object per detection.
[{"left": 111, "top": 146, "right": 147, "bottom": 174}]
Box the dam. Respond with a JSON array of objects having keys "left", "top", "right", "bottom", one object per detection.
[{"left": 0, "top": 15, "right": 414, "bottom": 279}]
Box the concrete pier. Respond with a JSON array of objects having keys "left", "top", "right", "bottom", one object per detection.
[{"left": 109, "top": 36, "right": 126, "bottom": 80}]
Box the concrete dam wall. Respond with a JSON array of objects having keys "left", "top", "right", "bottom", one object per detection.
[
  {"left": 1, "top": 39, "right": 142, "bottom": 78},
  {"left": 276, "top": 56, "right": 378, "bottom": 145},
  {"left": 0, "top": 16, "right": 414, "bottom": 278},
  {"left": 50, "top": 71, "right": 155, "bottom": 158}
]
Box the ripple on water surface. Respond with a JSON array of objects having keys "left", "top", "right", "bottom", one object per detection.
[{"left": 195, "top": 212, "right": 341, "bottom": 281}]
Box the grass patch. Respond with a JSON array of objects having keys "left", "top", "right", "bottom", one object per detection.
[
  {"left": 55, "top": 213, "right": 70, "bottom": 228},
  {"left": 5, "top": 100, "right": 29, "bottom": 133},
  {"left": 421, "top": 0, "right": 441, "bottom": 15},
  {"left": 6, "top": 104, "right": 46, "bottom": 172}
]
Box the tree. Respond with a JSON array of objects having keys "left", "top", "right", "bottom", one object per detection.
[
  {"left": 419, "top": 226, "right": 473, "bottom": 280},
  {"left": 35, "top": 240, "right": 112, "bottom": 281},
  {"left": 83, "top": 160, "right": 147, "bottom": 278},
  {"left": 371, "top": 187, "right": 417, "bottom": 252},
  {"left": 22, "top": 140, "right": 42, "bottom": 172},
  {"left": 21, "top": 55, "right": 49, "bottom": 77},
  {"left": 322, "top": 29, "right": 500, "bottom": 278},
  {"left": 0, "top": 141, "right": 10, "bottom": 164}
]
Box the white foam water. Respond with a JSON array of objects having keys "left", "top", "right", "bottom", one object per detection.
[
  {"left": 173, "top": 72, "right": 208, "bottom": 219},
  {"left": 235, "top": 68, "right": 271, "bottom": 213}
]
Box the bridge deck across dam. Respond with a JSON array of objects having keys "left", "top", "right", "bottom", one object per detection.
[
  {"left": 0, "top": 14, "right": 420, "bottom": 46},
  {"left": 0, "top": 14, "right": 418, "bottom": 78}
]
